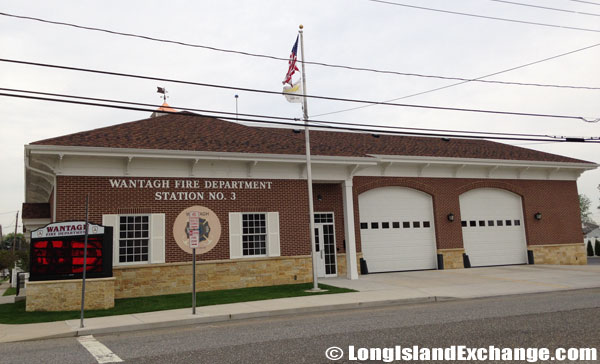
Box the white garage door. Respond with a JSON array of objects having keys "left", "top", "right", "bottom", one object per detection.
[
  {"left": 359, "top": 187, "right": 437, "bottom": 272},
  {"left": 459, "top": 188, "right": 527, "bottom": 267}
]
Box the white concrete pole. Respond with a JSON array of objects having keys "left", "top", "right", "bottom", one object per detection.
[{"left": 343, "top": 179, "right": 359, "bottom": 279}]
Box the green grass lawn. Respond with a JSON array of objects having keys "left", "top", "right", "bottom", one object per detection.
[
  {"left": 2, "top": 287, "right": 16, "bottom": 296},
  {"left": 0, "top": 283, "right": 354, "bottom": 325}
]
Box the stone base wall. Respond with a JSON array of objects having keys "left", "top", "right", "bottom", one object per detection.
[
  {"left": 529, "top": 243, "right": 587, "bottom": 265},
  {"left": 26, "top": 277, "right": 115, "bottom": 312},
  {"left": 438, "top": 248, "right": 465, "bottom": 269},
  {"left": 336, "top": 253, "right": 363, "bottom": 277},
  {"left": 113, "top": 255, "right": 314, "bottom": 299}
]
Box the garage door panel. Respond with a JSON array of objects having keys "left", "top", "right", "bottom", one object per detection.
[
  {"left": 460, "top": 188, "right": 527, "bottom": 267},
  {"left": 359, "top": 187, "right": 437, "bottom": 273},
  {"left": 361, "top": 245, "right": 434, "bottom": 256},
  {"left": 370, "top": 257, "right": 436, "bottom": 272}
]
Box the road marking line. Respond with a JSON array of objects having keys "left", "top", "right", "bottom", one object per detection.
[{"left": 77, "top": 335, "right": 123, "bottom": 363}]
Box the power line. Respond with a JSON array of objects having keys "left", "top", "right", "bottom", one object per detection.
[
  {"left": 312, "top": 42, "right": 600, "bottom": 117},
  {"left": 565, "top": 0, "right": 600, "bottom": 6},
  {"left": 0, "top": 211, "right": 18, "bottom": 215},
  {"left": 2, "top": 90, "right": 599, "bottom": 143},
  {"left": 1, "top": 12, "right": 600, "bottom": 91},
  {"left": 363, "top": 0, "right": 600, "bottom": 33},
  {"left": 486, "top": 0, "right": 600, "bottom": 17},
  {"left": 2, "top": 87, "right": 572, "bottom": 139},
  {"left": 2, "top": 58, "right": 597, "bottom": 122}
]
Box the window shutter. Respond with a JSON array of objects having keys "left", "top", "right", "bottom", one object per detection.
[
  {"left": 267, "top": 212, "right": 280, "bottom": 257},
  {"left": 229, "top": 213, "right": 242, "bottom": 259},
  {"left": 150, "top": 214, "right": 165, "bottom": 264},
  {"left": 102, "top": 214, "right": 119, "bottom": 265}
]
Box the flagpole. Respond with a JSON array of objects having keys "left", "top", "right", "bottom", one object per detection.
[{"left": 298, "top": 24, "right": 320, "bottom": 291}]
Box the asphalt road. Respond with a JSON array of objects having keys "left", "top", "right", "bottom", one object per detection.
[{"left": 1, "top": 289, "right": 599, "bottom": 364}]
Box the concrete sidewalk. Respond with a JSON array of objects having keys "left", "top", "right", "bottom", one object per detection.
[
  {"left": 0, "top": 281, "right": 26, "bottom": 305},
  {"left": 1, "top": 264, "right": 599, "bottom": 343}
]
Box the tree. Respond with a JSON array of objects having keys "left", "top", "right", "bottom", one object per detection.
[
  {"left": 588, "top": 240, "right": 595, "bottom": 256},
  {"left": 0, "top": 250, "right": 16, "bottom": 272},
  {"left": 1, "top": 233, "right": 26, "bottom": 251},
  {"left": 579, "top": 194, "right": 596, "bottom": 224},
  {"left": 0, "top": 234, "right": 29, "bottom": 273}
]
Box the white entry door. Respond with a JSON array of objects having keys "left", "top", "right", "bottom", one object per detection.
[
  {"left": 314, "top": 213, "right": 337, "bottom": 277},
  {"left": 459, "top": 188, "right": 528, "bottom": 267},
  {"left": 359, "top": 187, "right": 437, "bottom": 273}
]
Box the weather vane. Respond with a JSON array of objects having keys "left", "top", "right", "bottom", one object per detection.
[{"left": 157, "top": 87, "right": 168, "bottom": 102}]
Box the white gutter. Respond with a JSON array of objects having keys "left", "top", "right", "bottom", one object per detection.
[
  {"left": 25, "top": 145, "right": 597, "bottom": 171},
  {"left": 25, "top": 145, "right": 378, "bottom": 166},
  {"left": 370, "top": 154, "right": 599, "bottom": 170}
]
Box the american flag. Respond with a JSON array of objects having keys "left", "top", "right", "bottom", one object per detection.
[{"left": 282, "top": 36, "right": 299, "bottom": 85}]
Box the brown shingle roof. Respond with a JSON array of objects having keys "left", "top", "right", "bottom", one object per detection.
[{"left": 30, "top": 112, "right": 592, "bottom": 164}]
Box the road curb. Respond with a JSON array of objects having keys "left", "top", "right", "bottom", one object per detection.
[
  {"left": 19, "top": 295, "right": 452, "bottom": 341},
  {"left": 67, "top": 288, "right": 600, "bottom": 340},
  {"left": 11, "top": 286, "right": 600, "bottom": 342},
  {"left": 2, "top": 296, "right": 451, "bottom": 343}
]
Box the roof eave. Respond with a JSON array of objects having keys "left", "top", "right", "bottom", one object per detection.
[
  {"left": 25, "top": 144, "right": 378, "bottom": 166},
  {"left": 370, "top": 154, "right": 598, "bottom": 170}
]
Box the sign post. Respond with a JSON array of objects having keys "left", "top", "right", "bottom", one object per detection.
[
  {"left": 188, "top": 211, "right": 201, "bottom": 315},
  {"left": 192, "top": 247, "right": 196, "bottom": 315},
  {"left": 80, "top": 194, "right": 89, "bottom": 328}
]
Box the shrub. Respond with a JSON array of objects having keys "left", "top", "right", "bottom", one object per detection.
[
  {"left": 588, "top": 240, "right": 595, "bottom": 256},
  {"left": 596, "top": 239, "right": 600, "bottom": 257}
]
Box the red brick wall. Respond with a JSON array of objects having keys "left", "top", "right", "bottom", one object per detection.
[
  {"left": 352, "top": 177, "right": 582, "bottom": 250},
  {"left": 54, "top": 175, "right": 582, "bottom": 263},
  {"left": 55, "top": 176, "right": 313, "bottom": 262}
]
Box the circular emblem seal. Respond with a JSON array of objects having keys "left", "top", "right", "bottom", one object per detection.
[{"left": 173, "top": 206, "right": 221, "bottom": 254}]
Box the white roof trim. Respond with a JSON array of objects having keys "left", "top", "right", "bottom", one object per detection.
[
  {"left": 370, "top": 154, "right": 598, "bottom": 170},
  {"left": 26, "top": 145, "right": 377, "bottom": 166},
  {"left": 25, "top": 145, "right": 597, "bottom": 170}
]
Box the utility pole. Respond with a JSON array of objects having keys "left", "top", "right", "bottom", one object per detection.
[{"left": 13, "top": 211, "right": 18, "bottom": 252}]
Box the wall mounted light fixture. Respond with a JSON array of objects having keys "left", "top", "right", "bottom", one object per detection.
[
  {"left": 447, "top": 213, "right": 455, "bottom": 222},
  {"left": 534, "top": 212, "right": 542, "bottom": 220},
  {"left": 317, "top": 194, "right": 323, "bottom": 201}
]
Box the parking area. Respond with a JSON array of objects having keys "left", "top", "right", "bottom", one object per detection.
[{"left": 322, "top": 264, "right": 600, "bottom": 299}]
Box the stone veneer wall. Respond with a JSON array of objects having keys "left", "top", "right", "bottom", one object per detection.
[
  {"left": 529, "top": 243, "right": 587, "bottom": 265},
  {"left": 437, "top": 248, "right": 465, "bottom": 269},
  {"left": 113, "top": 256, "right": 314, "bottom": 299},
  {"left": 26, "top": 277, "right": 115, "bottom": 312},
  {"left": 335, "top": 253, "right": 363, "bottom": 277}
]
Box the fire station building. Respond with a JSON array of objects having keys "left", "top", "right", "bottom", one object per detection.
[{"left": 22, "top": 111, "right": 596, "bottom": 303}]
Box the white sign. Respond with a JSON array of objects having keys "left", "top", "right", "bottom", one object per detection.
[
  {"left": 32, "top": 222, "right": 105, "bottom": 238},
  {"left": 188, "top": 211, "right": 201, "bottom": 249},
  {"left": 108, "top": 178, "right": 274, "bottom": 201}
]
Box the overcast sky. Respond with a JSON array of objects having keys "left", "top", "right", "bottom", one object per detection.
[{"left": 1, "top": 0, "right": 600, "bottom": 232}]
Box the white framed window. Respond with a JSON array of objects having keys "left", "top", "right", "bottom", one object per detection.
[
  {"left": 103, "top": 213, "right": 165, "bottom": 266},
  {"left": 242, "top": 213, "right": 267, "bottom": 256},
  {"left": 229, "top": 212, "right": 280, "bottom": 259},
  {"left": 118, "top": 215, "right": 149, "bottom": 263}
]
